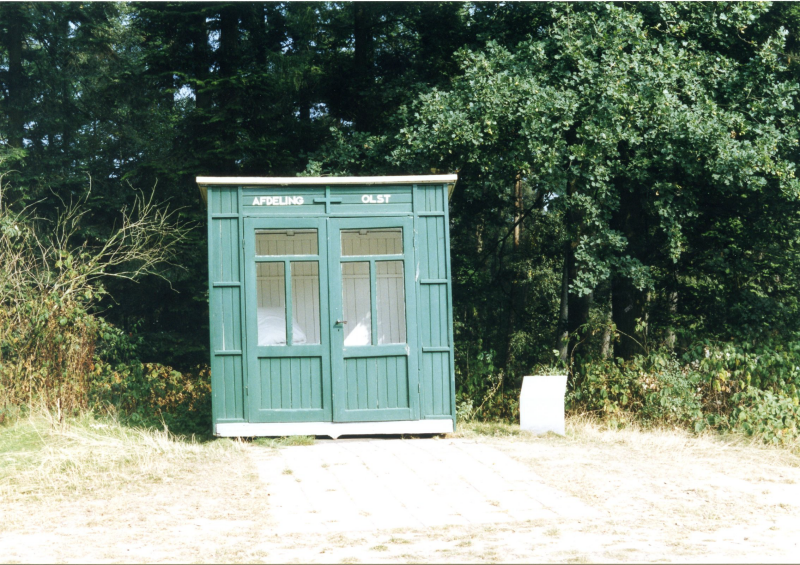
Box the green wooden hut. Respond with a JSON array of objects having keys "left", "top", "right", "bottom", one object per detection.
[{"left": 197, "top": 175, "right": 457, "bottom": 438}]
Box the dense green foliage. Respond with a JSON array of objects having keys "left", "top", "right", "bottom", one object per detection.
[{"left": 2, "top": 2, "right": 800, "bottom": 441}]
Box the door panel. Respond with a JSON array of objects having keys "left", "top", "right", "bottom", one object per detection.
[
  {"left": 244, "top": 218, "right": 332, "bottom": 423},
  {"left": 328, "top": 217, "right": 419, "bottom": 422}
]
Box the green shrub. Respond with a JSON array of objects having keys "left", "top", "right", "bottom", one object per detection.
[
  {"left": 725, "top": 388, "right": 800, "bottom": 446},
  {"left": 89, "top": 361, "right": 211, "bottom": 436},
  {"left": 683, "top": 340, "right": 800, "bottom": 409},
  {"left": 570, "top": 352, "right": 703, "bottom": 427}
]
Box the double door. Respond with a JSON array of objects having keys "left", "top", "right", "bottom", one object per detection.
[{"left": 243, "top": 216, "right": 419, "bottom": 423}]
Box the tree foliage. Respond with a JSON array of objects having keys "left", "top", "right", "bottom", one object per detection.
[{"left": 2, "top": 2, "right": 800, "bottom": 429}]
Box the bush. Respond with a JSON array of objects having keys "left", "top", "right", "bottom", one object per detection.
[
  {"left": 89, "top": 361, "right": 211, "bottom": 436},
  {"left": 570, "top": 351, "right": 703, "bottom": 427},
  {"left": 0, "top": 188, "right": 190, "bottom": 424},
  {"left": 571, "top": 340, "right": 800, "bottom": 448},
  {"left": 725, "top": 388, "right": 800, "bottom": 446}
]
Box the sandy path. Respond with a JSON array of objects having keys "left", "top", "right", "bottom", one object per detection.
[{"left": 1, "top": 424, "right": 799, "bottom": 563}]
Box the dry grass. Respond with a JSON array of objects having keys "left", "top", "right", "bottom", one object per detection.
[
  {"left": 0, "top": 410, "right": 245, "bottom": 501},
  {"left": 484, "top": 414, "right": 800, "bottom": 534}
]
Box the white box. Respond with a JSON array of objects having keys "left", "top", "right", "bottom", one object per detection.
[{"left": 520, "top": 375, "right": 568, "bottom": 435}]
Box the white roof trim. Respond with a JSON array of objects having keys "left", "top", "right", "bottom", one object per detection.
[{"left": 196, "top": 175, "right": 457, "bottom": 186}]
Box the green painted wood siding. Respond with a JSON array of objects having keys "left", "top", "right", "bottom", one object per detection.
[
  {"left": 414, "top": 184, "right": 455, "bottom": 420},
  {"left": 344, "top": 356, "right": 410, "bottom": 410},
  {"left": 206, "top": 181, "right": 456, "bottom": 429},
  {"left": 258, "top": 357, "right": 323, "bottom": 410},
  {"left": 208, "top": 187, "right": 246, "bottom": 422}
]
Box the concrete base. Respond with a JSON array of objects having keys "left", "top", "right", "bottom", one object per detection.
[{"left": 215, "top": 419, "right": 454, "bottom": 439}]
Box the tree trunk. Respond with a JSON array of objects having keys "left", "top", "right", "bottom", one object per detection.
[
  {"left": 610, "top": 180, "right": 648, "bottom": 360},
  {"left": 601, "top": 295, "right": 613, "bottom": 358},
  {"left": 555, "top": 240, "right": 570, "bottom": 364},
  {"left": 505, "top": 173, "right": 526, "bottom": 372},
  {"left": 611, "top": 270, "right": 644, "bottom": 359},
  {"left": 568, "top": 284, "right": 592, "bottom": 361},
  {"left": 513, "top": 173, "right": 523, "bottom": 248}
]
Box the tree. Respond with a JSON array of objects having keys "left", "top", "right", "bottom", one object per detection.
[{"left": 394, "top": 3, "right": 800, "bottom": 371}]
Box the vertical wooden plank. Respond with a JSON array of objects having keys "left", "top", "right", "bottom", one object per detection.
[
  {"left": 369, "top": 261, "right": 378, "bottom": 346},
  {"left": 441, "top": 285, "right": 449, "bottom": 346},
  {"left": 361, "top": 357, "right": 372, "bottom": 410},
  {"left": 311, "top": 358, "right": 322, "bottom": 409},
  {"left": 400, "top": 356, "right": 409, "bottom": 408},
  {"left": 397, "top": 355, "right": 409, "bottom": 407},
  {"left": 270, "top": 359, "right": 281, "bottom": 410},
  {"left": 419, "top": 286, "right": 431, "bottom": 347},
  {"left": 421, "top": 353, "right": 433, "bottom": 415},
  {"left": 437, "top": 215, "right": 446, "bottom": 279},
  {"left": 368, "top": 357, "right": 379, "bottom": 409},
  {"left": 220, "top": 189, "right": 229, "bottom": 213},
  {"left": 223, "top": 356, "right": 234, "bottom": 417},
  {"left": 377, "top": 356, "right": 387, "bottom": 409},
  {"left": 346, "top": 360, "right": 357, "bottom": 410},
  {"left": 417, "top": 217, "right": 427, "bottom": 279},
  {"left": 230, "top": 219, "right": 240, "bottom": 279},
  {"left": 442, "top": 354, "right": 451, "bottom": 415},
  {"left": 299, "top": 357, "right": 309, "bottom": 409},
  {"left": 443, "top": 185, "right": 457, "bottom": 422},
  {"left": 233, "top": 288, "right": 242, "bottom": 350},
  {"left": 430, "top": 284, "right": 442, "bottom": 348},
  {"left": 386, "top": 355, "right": 397, "bottom": 409},
  {"left": 259, "top": 359, "right": 270, "bottom": 410},
  {"left": 290, "top": 357, "right": 301, "bottom": 409},
  {"left": 281, "top": 357, "right": 292, "bottom": 409},
  {"left": 232, "top": 357, "right": 243, "bottom": 417},
  {"left": 285, "top": 260, "right": 293, "bottom": 346},
  {"left": 427, "top": 217, "right": 437, "bottom": 279},
  {"left": 436, "top": 352, "right": 446, "bottom": 415}
]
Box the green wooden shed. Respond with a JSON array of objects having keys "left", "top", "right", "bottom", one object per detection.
[{"left": 196, "top": 175, "right": 458, "bottom": 438}]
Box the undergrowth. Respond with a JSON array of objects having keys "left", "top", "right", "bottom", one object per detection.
[{"left": 456, "top": 342, "right": 800, "bottom": 453}]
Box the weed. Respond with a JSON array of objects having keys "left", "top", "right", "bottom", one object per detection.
[{"left": 254, "top": 436, "right": 315, "bottom": 448}]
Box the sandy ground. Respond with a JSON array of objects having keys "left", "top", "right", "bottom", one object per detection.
[{"left": 2, "top": 422, "right": 800, "bottom": 563}]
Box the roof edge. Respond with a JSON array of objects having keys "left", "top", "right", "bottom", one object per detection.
[{"left": 196, "top": 174, "right": 458, "bottom": 186}]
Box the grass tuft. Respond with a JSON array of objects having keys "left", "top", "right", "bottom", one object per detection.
[
  {"left": 452, "top": 421, "right": 532, "bottom": 438},
  {"left": 253, "top": 435, "right": 315, "bottom": 448},
  {"left": 0, "top": 410, "right": 244, "bottom": 501}
]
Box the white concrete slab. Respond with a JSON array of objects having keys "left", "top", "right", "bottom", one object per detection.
[
  {"left": 250, "top": 437, "right": 599, "bottom": 533},
  {"left": 216, "top": 419, "right": 453, "bottom": 438}
]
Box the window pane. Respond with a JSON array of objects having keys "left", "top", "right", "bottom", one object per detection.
[
  {"left": 341, "top": 228, "right": 402, "bottom": 256},
  {"left": 256, "top": 229, "right": 318, "bottom": 256},
  {"left": 341, "top": 262, "right": 371, "bottom": 346},
  {"left": 291, "top": 262, "right": 320, "bottom": 345},
  {"left": 376, "top": 261, "right": 406, "bottom": 344},
  {"left": 256, "top": 262, "right": 286, "bottom": 346}
]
